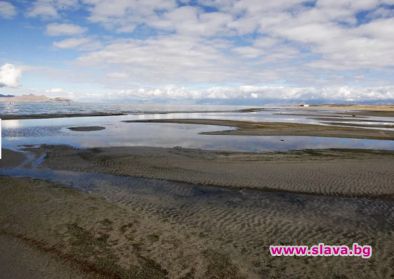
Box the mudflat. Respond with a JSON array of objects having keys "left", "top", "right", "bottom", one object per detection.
[{"left": 33, "top": 145, "right": 394, "bottom": 197}]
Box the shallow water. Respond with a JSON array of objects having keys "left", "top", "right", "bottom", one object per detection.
[
  {"left": 1, "top": 106, "right": 394, "bottom": 152},
  {"left": 2, "top": 121, "right": 394, "bottom": 152},
  {"left": 0, "top": 102, "right": 244, "bottom": 116}
]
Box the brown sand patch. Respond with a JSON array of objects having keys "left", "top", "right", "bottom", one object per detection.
[
  {"left": 0, "top": 149, "right": 26, "bottom": 168},
  {"left": 0, "top": 234, "right": 87, "bottom": 279}
]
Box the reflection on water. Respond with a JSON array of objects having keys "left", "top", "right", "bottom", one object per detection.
[
  {"left": 2, "top": 106, "right": 394, "bottom": 152},
  {"left": 0, "top": 102, "right": 247, "bottom": 116}
]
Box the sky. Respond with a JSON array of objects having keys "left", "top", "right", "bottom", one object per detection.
[{"left": 0, "top": 0, "right": 394, "bottom": 103}]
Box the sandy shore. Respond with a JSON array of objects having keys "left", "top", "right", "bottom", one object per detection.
[
  {"left": 124, "top": 119, "right": 394, "bottom": 140},
  {"left": 1, "top": 171, "right": 393, "bottom": 278}
]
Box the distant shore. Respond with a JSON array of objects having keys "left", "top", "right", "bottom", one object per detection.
[{"left": 0, "top": 94, "right": 71, "bottom": 103}]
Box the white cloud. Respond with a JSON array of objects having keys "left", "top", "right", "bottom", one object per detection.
[
  {"left": 46, "top": 87, "right": 65, "bottom": 93},
  {"left": 107, "top": 72, "right": 129, "bottom": 79},
  {"left": 73, "top": 0, "right": 394, "bottom": 73},
  {"left": 53, "top": 37, "right": 100, "bottom": 50},
  {"left": 0, "top": 64, "right": 22, "bottom": 88},
  {"left": 0, "top": 1, "right": 16, "bottom": 18},
  {"left": 27, "top": 0, "right": 79, "bottom": 18},
  {"left": 46, "top": 23, "right": 86, "bottom": 36},
  {"left": 77, "top": 35, "right": 243, "bottom": 84},
  {"left": 27, "top": 0, "right": 59, "bottom": 18},
  {"left": 82, "top": 0, "right": 176, "bottom": 32}
]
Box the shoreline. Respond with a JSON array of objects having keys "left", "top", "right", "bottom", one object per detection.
[
  {"left": 1, "top": 144, "right": 394, "bottom": 278},
  {"left": 0, "top": 112, "right": 127, "bottom": 120},
  {"left": 2, "top": 104, "right": 393, "bottom": 120}
]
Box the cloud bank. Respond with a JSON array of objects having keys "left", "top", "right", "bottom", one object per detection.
[
  {"left": 90, "top": 85, "right": 394, "bottom": 103},
  {"left": 3, "top": 0, "right": 394, "bottom": 102}
]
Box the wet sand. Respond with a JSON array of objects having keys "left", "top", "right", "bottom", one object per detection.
[
  {"left": 124, "top": 119, "right": 394, "bottom": 140},
  {"left": 0, "top": 234, "right": 87, "bottom": 279}
]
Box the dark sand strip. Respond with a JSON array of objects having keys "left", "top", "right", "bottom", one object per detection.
[
  {"left": 313, "top": 117, "right": 394, "bottom": 123},
  {"left": 323, "top": 122, "right": 394, "bottom": 128},
  {"left": 68, "top": 126, "right": 106, "bottom": 132}
]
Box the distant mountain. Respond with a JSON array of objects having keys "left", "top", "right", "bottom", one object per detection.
[
  {"left": 0, "top": 94, "right": 71, "bottom": 103},
  {"left": 0, "top": 93, "right": 15, "bottom": 98}
]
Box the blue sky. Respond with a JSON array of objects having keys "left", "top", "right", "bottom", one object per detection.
[{"left": 0, "top": 0, "right": 394, "bottom": 102}]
